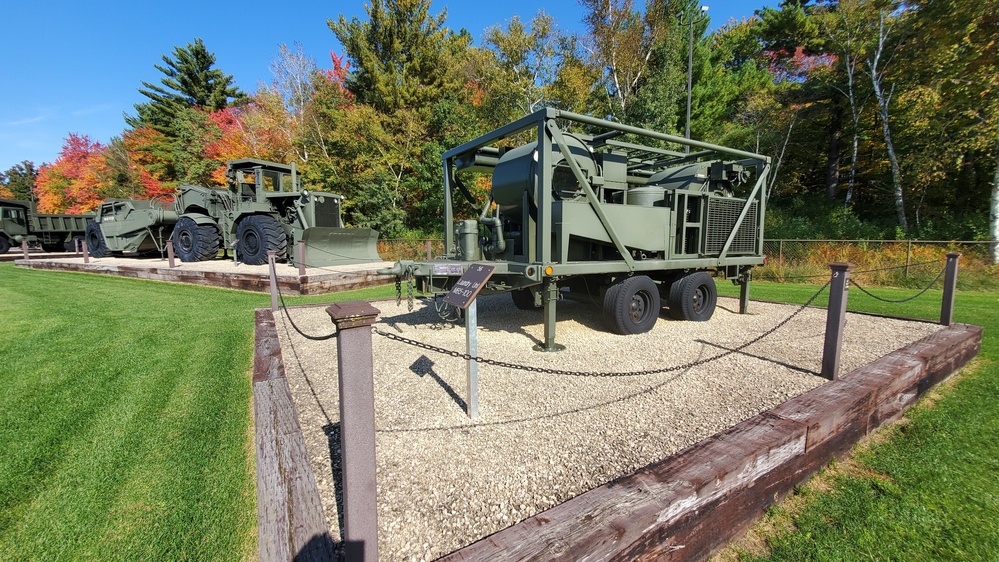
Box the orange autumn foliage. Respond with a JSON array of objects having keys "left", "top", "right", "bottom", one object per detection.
[{"left": 34, "top": 134, "right": 108, "bottom": 214}]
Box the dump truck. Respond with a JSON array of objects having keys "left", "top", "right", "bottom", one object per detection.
[
  {"left": 85, "top": 159, "right": 381, "bottom": 266},
  {"left": 379, "top": 108, "right": 770, "bottom": 350},
  {"left": 0, "top": 199, "right": 92, "bottom": 254}
]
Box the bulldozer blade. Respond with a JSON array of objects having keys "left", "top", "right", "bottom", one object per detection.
[{"left": 294, "top": 227, "right": 382, "bottom": 267}]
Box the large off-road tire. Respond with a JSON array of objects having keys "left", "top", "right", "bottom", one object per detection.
[
  {"left": 511, "top": 288, "right": 541, "bottom": 310},
  {"left": 85, "top": 220, "right": 111, "bottom": 257},
  {"left": 607, "top": 275, "right": 661, "bottom": 335},
  {"left": 172, "top": 217, "right": 220, "bottom": 262},
  {"left": 0, "top": 236, "right": 10, "bottom": 254},
  {"left": 236, "top": 215, "right": 287, "bottom": 265},
  {"left": 671, "top": 271, "right": 717, "bottom": 322}
]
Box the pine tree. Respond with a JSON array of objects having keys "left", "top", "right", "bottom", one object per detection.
[
  {"left": 127, "top": 39, "right": 246, "bottom": 136},
  {"left": 328, "top": 0, "right": 471, "bottom": 114}
]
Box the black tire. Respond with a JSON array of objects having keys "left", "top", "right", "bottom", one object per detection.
[
  {"left": 674, "top": 271, "right": 717, "bottom": 322},
  {"left": 65, "top": 235, "right": 85, "bottom": 252},
  {"left": 85, "top": 220, "right": 111, "bottom": 257},
  {"left": 608, "top": 275, "right": 661, "bottom": 335},
  {"left": 172, "top": 216, "right": 220, "bottom": 262},
  {"left": 236, "top": 215, "right": 287, "bottom": 265},
  {"left": 666, "top": 276, "right": 687, "bottom": 320},
  {"left": 511, "top": 288, "right": 540, "bottom": 310},
  {"left": 0, "top": 236, "right": 10, "bottom": 254}
]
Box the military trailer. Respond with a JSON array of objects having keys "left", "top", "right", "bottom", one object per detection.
[
  {"left": 85, "top": 159, "right": 381, "bottom": 267},
  {"left": 380, "top": 108, "right": 770, "bottom": 350},
  {"left": 0, "top": 199, "right": 91, "bottom": 253}
]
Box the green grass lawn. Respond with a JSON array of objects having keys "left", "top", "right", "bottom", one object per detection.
[
  {"left": 0, "top": 263, "right": 392, "bottom": 561},
  {"left": 718, "top": 280, "right": 999, "bottom": 561}
]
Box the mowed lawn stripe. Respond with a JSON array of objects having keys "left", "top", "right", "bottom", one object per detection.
[{"left": 0, "top": 266, "right": 264, "bottom": 560}]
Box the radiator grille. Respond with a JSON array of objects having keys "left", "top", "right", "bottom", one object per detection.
[
  {"left": 706, "top": 198, "right": 758, "bottom": 254},
  {"left": 313, "top": 198, "right": 343, "bottom": 228}
]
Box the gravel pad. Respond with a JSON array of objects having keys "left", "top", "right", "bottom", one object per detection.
[{"left": 272, "top": 294, "right": 939, "bottom": 561}]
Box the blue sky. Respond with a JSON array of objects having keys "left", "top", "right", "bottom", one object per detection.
[{"left": 0, "top": 0, "right": 775, "bottom": 172}]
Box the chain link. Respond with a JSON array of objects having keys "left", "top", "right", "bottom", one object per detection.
[{"left": 373, "top": 281, "right": 830, "bottom": 377}]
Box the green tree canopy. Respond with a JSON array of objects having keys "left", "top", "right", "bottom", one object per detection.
[
  {"left": 127, "top": 38, "right": 247, "bottom": 136},
  {"left": 329, "top": 0, "right": 472, "bottom": 114}
]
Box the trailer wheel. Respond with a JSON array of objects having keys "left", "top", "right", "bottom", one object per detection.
[
  {"left": 608, "top": 275, "right": 660, "bottom": 335},
  {"left": 0, "top": 236, "right": 10, "bottom": 254},
  {"left": 511, "top": 288, "right": 541, "bottom": 310},
  {"left": 236, "top": 215, "right": 287, "bottom": 265},
  {"left": 85, "top": 220, "right": 111, "bottom": 257},
  {"left": 673, "top": 271, "right": 717, "bottom": 322},
  {"left": 173, "top": 217, "right": 220, "bottom": 262},
  {"left": 65, "top": 235, "right": 85, "bottom": 252}
]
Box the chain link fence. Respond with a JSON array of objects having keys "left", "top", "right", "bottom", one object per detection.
[
  {"left": 379, "top": 238, "right": 996, "bottom": 290},
  {"left": 759, "top": 239, "right": 997, "bottom": 290}
]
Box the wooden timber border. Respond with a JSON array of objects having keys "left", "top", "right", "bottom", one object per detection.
[
  {"left": 251, "top": 307, "right": 981, "bottom": 561},
  {"left": 253, "top": 308, "right": 336, "bottom": 561},
  {"left": 14, "top": 258, "right": 393, "bottom": 295}
]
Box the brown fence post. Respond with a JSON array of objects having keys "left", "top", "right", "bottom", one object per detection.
[
  {"left": 267, "top": 250, "right": 279, "bottom": 312},
  {"left": 82, "top": 236, "right": 90, "bottom": 264},
  {"left": 327, "top": 302, "right": 381, "bottom": 562},
  {"left": 821, "top": 262, "right": 854, "bottom": 381},
  {"left": 166, "top": 238, "right": 176, "bottom": 268},
  {"left": 940, "top": 252, "right": 961, "bottom": 326},
  {"left": 21, "top": 239, "right": 29, "bottom": 260}
]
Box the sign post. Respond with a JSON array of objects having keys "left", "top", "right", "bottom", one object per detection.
[{"left": 442, "top": 264, "right": 495, "bottom": 419}]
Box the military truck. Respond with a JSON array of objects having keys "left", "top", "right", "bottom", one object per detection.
[
  {"left": 0, "top": 199, "right": 91, "bottom": 254},
  {"left": 85, "top": 159, "right": 381, "bottom": 267},
  {"left": 379, "top": 108, "right": 770, "bottom": 350}
]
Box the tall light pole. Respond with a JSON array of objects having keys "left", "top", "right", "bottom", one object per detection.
[{"left": 683, "top": 5, "right": 709, "bottom": 154}]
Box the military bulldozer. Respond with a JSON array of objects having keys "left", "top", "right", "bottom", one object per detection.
[
  {"left": 380, "top": 108, "right": 770, "bottom": 350},
  {"left": 86, "top": 159, "right": 381, "bottom": 267}
]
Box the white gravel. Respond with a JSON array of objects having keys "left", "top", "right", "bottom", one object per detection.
[{"left": 272, "top": 293, "right": 940, "bottom": 561}]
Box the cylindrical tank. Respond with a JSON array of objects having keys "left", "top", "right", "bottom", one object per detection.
[
  {"left": 456, "top": 219, "right": 480, "bottom": 261},
  {"left": 490, "top": 136, "right": 597, "bottom": 213},
  {"left": 647, "top": 163, "right": 710, "bottom": 191},
  {"left": 626, "top": 186, "right": 668, "bottom": 207}
]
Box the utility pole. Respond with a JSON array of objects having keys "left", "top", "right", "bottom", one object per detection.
[{"left": 682, "top": 5, "right": 709, "bottom": 154}]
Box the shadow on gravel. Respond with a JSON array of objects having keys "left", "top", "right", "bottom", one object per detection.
[
  {"left": 323, "top": 422, "right": 346, "bottom": 558},
  {"left": 410, "top": 355, "right": 467, "bottom": 412},
  {"left": 694, "top": 339, "right": 819, "bottom": 376}
]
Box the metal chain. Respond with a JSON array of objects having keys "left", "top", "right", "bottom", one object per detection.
[
  {"left": 276, "top": 283, "right": 338, "bottom": 341},
  {"left": 849, "top": 266, "right": 946, "bottom": 304},
  {"left": 395, "top": 278, "right": 402, "bottom": 306},
  {"left": 373, "top": 281, "right": 830, "bottom": 377},
  {"left": 407, "top": 276, "right": 414, "bottom": 311}
]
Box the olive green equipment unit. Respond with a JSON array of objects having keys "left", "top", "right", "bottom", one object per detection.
[
  {"left": 85, "top": 159, "right": 381, "bottom": 266},
  {"left": 380, "top": 108, "right": 770, "bottom": 350},
  {"left": 0, "top": 199, "right": 92, "bottom": 254},
  {"left": 85, "top": 197, "right": 180, "bottom": 257}
]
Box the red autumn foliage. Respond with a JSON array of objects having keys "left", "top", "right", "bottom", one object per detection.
[{"left": 34, "top": 133, "right": 108, "bottom": 214}]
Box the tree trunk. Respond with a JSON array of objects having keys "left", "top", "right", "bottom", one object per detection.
[
  {"left": 868, "top": 11, "right": 908, "bottom": 233},
  {"left": 991, "top": 133, "right": 999, "bottom": 264},
  {"left": 826, "top": 104, "right": 843, "bottom": 200}
]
